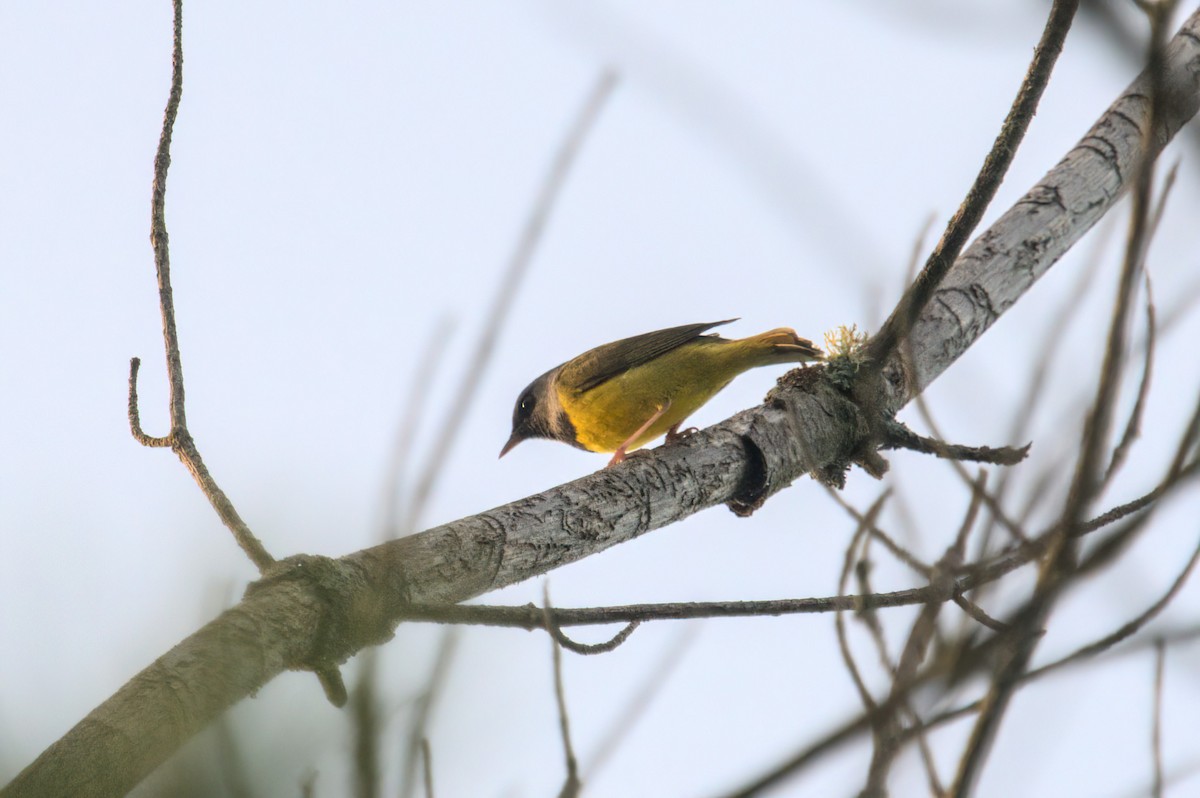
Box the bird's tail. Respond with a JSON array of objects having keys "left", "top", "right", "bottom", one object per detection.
[{"left": 738, "top": 327, "right": 824, "bottom": 365}]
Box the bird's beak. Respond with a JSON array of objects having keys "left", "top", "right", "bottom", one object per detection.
[{"left": 499, "top": 431, "right": 523, "bottom": 458}]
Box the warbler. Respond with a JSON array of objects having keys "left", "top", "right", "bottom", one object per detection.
[{"left": 500, "top": 319, "right": 822, "bottom": 466}]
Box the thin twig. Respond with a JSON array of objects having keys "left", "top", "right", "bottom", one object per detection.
[
  {"left": 1168, "top": 392, "right": 1200, "bottom": 481},
  {"left": 150, "top": 0, "right": 187, "bottom": 432},
  {"left": 907, "top": 535, "right": 1199, "bottom": 758},
  {"left": 543, "top": 589, "right": 581, "bottom": 798},
  {"left": 398, "top": 630, "right": 459, "bottom": 798},
  {"left": 910, "top": 399, "right": 1031, "bottom": 544},
  {"left": 401, "top": 588, "right": 940, "bottom": 628},
  {"left": 1103, "top": 273, "right": 1157, "bottom": 485},
  {"left": 715, "top": 460, "right": 1200, "bottom": 798},
  {"left": 954, "top": 471, "right": 988, "bottom": 553},
  {"left": 951, "top": 594, "right": 1009, "bottom": 634},
  {"left": 379, "top": 315, "right": 455, "bottom": 540},
  {"left": 866, "top": 0, "right": 1080, "bottom": 367},
  {"left": 353, "top": 318, "right": 456, "bottom": 795},
  {"left": 349, "top": 653, "right": 380, "bottom": 798},
  {"left": 127, "top": 358, "right": 171, "bottom": 447},
  {"left": 883, "top": 422, "right": 1029, "bottom": 466},
  {"left": 864, "top": 548, "right": 958, "bottom": 797},
  {"left": 421, "top": 738, "right": 435, "bottom": 798},
  {"left": 836, "top": 494, "right": 888, "bottom": 716},
  {"left": 128, "top": 0, "right": 274, "bottom": 574},
  {"left": 1025, "top": 538, "right": 1200, "bottom": 683},
  {"left": 546, "top": 617, "right": 641, "bottom": 655},
  {"left": 400, "top": 70, "right": 618, "bottom": 534},
  {"left": 828, "top": 488, "right": 932, "bottom": 577}
]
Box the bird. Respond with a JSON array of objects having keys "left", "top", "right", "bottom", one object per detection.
[{"left": 500, "top": 319, "right": 823, "bottom": 467}]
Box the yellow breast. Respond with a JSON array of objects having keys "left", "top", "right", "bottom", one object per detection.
[{"left": 555, "top": 340, "right": 741, "bottom": 453}]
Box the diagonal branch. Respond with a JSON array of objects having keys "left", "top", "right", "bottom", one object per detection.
[
  {"left": 399, "top": 70, "right": 619, "bottom": 535},
  {"left": 866, "top": 0, "right": 1080, "bottom": 367},
  {"left": 872, "top": 5, "right": 1200, "bottom": 412}
]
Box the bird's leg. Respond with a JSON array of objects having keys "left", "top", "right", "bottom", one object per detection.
[
  {"left": 608, "top": 399, "right": 671, "bottom": 467},
  {"left": 665, "top": 422, "right": 698, "bottom": 444}
]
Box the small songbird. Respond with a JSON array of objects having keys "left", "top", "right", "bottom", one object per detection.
[{"left": 500, "top": 319, "right": 823, "bottom": 466}]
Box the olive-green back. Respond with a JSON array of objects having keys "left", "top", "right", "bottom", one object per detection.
[{"left": 562, "top": 319, "right": 736, "bottom": 394}]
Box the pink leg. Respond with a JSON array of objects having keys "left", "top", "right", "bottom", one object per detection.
[{"left": 607, "top": 399, "right": 672, "bottom": 467}]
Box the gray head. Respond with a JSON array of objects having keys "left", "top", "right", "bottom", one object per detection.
[{"left": 499, "top": 367, "right": 578, "bottom": 457}]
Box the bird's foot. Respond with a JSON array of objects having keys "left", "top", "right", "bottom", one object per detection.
[{"left": 665, "top": 424, "right": 698, "bottom": 444}]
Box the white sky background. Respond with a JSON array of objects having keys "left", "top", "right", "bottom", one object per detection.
[{"left": 3, "top": 1, "right": 1200, "bottom": 796}]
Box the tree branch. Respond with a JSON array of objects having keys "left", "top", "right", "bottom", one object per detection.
[
  {"left": 866, "top": 0, "right": 1080, "bottom": 366},
  {"left": 871, "top": 6, "right": 1200, "bottom": 411},
  {"left": 125, "top": 0, "right": 275, "bottom": 574}
]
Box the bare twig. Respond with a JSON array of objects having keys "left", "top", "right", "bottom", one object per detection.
[
  {"left": 124, "top": 0, "right": 352, "bottom": 709},
  {"left": 1103, "top": 273, "right": 1157, "bottom": 485},
  {"left": 354, "top": 317, "right": 454, "bottom": 798},
  {"left": 126, "top": 0, "right": 273, "bottom": 574},
  {"left": 1025, "top": 537, "right": 1200, "bottom": 683},
  {"left": 546, "top": 617, "right": 641, "bottom": 655},
  {"left": 148, "top": 0, "right": 186, "bottom": 433},
  {"left": 911, "top": 398, "right": 1032, "bottom": 545},
  {"left": 349, "top": 655, "right": 380, "bottom": 798},
  {"left": 908, "top": 531, "right": 1199, "bottom": 762},
  {"left": 421, "top": 738, "right": 434, "bottom": 798},
  {"left": 126, "top": 358, "right": 171, "bottom": 447},
  {"left": 866, "top": 0, "right": 1080, "bottom": 366},
  {"left": 836, "top": 494, "right": 888, "bottom": 716},
  {"left": 398, "top": 630, "right": 459, "bottom": 798},
  {"left": 400, "top": 588, "right": 942, "bottom": 629},
  {"left": 400, "top": 70, "right": 618, "bottom": 534},
  {"left": 864, "top": 548, "right": 958, "bottom": 797},
  {"left": 954, "top": 471, "right": 988, "bottom": 552},
  {"left": 828, "top": 488, "right": 932, "bottom": 577},
  {"left": 379, "top": 315, "right": 455, "bottom": 540},
  {"left": 951, "top": 474, "right": 1011, "bottom": 631},
  {"left": 301, "top": 770, "right": 317, "bottom": 798},
  {"left": 716, "top": 459, "right": 1200, "bottom": 798},
  {"left": 1167, "top": 390, "right": 1200, "bottom": 482},
  {"left": 883, "top": 422, "right": 1030, "bottom": 466},
  {"left": 544, "top": 589, "right": 581, "bottom": 798},
  {"left": 951, "top": 594, "right": 1009, "bottom": 634}
]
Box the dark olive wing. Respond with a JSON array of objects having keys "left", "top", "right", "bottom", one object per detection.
[{"left": 564, "top": 319, "right": 737, "bottom": 394}]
